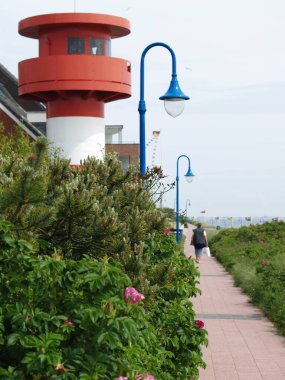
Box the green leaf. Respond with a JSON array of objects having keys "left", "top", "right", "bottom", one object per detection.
[
  {"left": 7, "top": 333, "right": 21, "bottom": 346},
  {"left": 17, "top": 240, "right": 33, "bottom": 252},
  {"left": 2, "top": 235, "right": 15, "bottom": 247}
]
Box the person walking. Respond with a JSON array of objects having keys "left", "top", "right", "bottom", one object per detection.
[{"left": 190, "top": 223, "right": 208, "bottom": 263}]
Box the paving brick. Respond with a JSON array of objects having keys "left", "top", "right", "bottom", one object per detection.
[
  {"left": 213, "top": 370, "right": 240, "bottom": 379},
  {"left": 259, "top": 372, "right": 285, "bottom": 380},
  {"left": 184, "top": 226, "right": 285, "bottom": 380}
]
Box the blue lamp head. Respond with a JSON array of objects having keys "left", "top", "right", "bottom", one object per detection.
[
  {"left": 159, "top": 76, "right": 190, "bottom": 118},
  {"left": 185, "top": 168, "right": 195, "bottom": 183}
]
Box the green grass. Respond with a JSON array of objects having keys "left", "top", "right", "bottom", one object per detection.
[
  {"left": 210, "top": 222, "right": 285, "bottom": 336},
  {"left": 205, "top": 227, "right": 219, "bottom": 242}
]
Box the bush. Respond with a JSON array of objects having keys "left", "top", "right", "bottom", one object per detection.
[
  {"left": 0, "top": 221, "right": 207, "bottom": 379},
  {"left": 0, "top": 221, "right": 163, "bottom": 379},
  {"left": 144, "top": 234, "right": 207, "bottom": 379},
  {"left": 210, "top": 222, "right": 285, "bottom": 335},
  {"left": 0, "top": 134, "right": 207, "bottom": 378}
]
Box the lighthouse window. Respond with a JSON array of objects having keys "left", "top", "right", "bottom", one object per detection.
[
  {"left": 90, "top": 38, "right": 103, "bottom": 55},
  {"left": 68, "top": 37, "right": 85, "bottom": 54},
  {"left": 106, "top": 39, "right": 111, "bottom": 56}
]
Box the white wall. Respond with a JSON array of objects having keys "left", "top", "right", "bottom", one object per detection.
[{"left": 47, "top": 116, "right": 105, "bottom": 164}]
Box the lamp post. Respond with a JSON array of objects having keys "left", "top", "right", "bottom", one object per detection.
[
  {"left": 138, "top": 42, "right": 190, "bottom": 174},
  {"left": 176, "top": 155, "right": 194, "bottom": 243}
]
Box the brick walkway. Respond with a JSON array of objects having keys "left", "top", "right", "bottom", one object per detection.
[{"left": 184, "top": 226, "right": 285, "bottom": 380}]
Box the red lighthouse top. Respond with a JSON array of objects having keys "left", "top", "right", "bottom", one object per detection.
[
  {"left": 19, "top": 13, "right": 130, "bottom": 39},
  {"left": 18, "top": 13, "right": 131, "bottom": 108}
]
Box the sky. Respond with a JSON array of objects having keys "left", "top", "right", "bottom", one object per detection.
[{"left": 1, "top": 0, "right": 285, "bottom": 217}]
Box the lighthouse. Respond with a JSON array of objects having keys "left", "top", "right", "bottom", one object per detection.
[{"left": 18, "top": 13, "right": 131, "bottom": 164}]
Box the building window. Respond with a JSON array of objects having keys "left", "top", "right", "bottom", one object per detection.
[
  {"left": 90, "top": 38, "right": 103, "bottom": 55},
  {"left": 68, "top": 37, "right": 85, "bottom": 54},
  {"left": 105, "top": 39, "right": 111, "bottom": 56},
  {"left": 119, "top": 156, "right": 130, "bottom": 172}
]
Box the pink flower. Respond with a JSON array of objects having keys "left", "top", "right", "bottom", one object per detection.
[
  {"left": 195, "top": 320, "right": 205, "bottom": 329},
  {"left": 130, "top": 292, "right": 145, "bottom": 304},
  {"left": 165, "top": 227, "right": 171, "bottom": 235},
  {"left": 115, "top": 377, "right": 128, "bottom": 380},
  {"left": 124, "top": 287, "right": 145, "bottom": 305},
  {"left": 261, "top": 260, "right": 269, "bottom": 266},
  {"left": 65, "top": 320, "right": 75, "bottom": 326},
  {"left": 124, "top": 287, "right": 136, "bottom": 299},
  {"left": 136, "top": 374, "right": 156, "bottom": 380}
]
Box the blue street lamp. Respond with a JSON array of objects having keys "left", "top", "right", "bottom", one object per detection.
[
  {"left": 176, "top": 155, "right": 194, "bottom": 243},
  {"left": 138, "top": 42, "right": 190, "bottom": 174}
]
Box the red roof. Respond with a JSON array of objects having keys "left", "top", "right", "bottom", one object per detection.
[{"left": 19, "top": 13, "right": 130, "bottom": 39}]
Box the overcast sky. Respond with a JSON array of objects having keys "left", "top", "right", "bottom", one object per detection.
[{"left": 1, "top": 0, "right": 285, "bottom": 217}]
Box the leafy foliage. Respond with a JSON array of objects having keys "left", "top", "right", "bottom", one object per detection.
[
  {"left": 0, "top": 132, "right": 207, "bottom": 378},
  {"left": 0, "top": 138, "right": 165, "bottom": 260},
  {"left": 144, "top": 235, "right": 207, "bottom": 379},
  {"left": 0, "top": 221, "right": 166, "bottom": 379},
  {"left": 0, "top": 123, "right": 32, "bottom": 158},
  {"left": 210, "top": 222, "right": 285, "bottom": 335}
]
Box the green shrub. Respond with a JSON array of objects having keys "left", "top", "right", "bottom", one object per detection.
[
  {"left": 0, "top": 221, "right": 207, "bottom": 379},
  {"left": 231, "top": 262, "right": 257, "bottom": 296},
  {"left": 0, "top": 221, "right": 165, "bottom": 379},
  {"left": 150, "top": 299, "right": 207, "bottom": 380},
  {"left": 143, "top": 234, "right": 207, "bottom": 379},
  {"left": 210, "top": 222, "right": 285, "bottom": 336},
  {"left": 0, "top": 134, "right": 207, "bottom": 378}
]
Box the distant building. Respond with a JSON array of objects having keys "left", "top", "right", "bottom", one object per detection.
[
  {"left": 105, "top": 125, "right": 139, "bottom": 170},
  {"left": 0, "top": 63, "right": 45, "bottom": 139}
]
